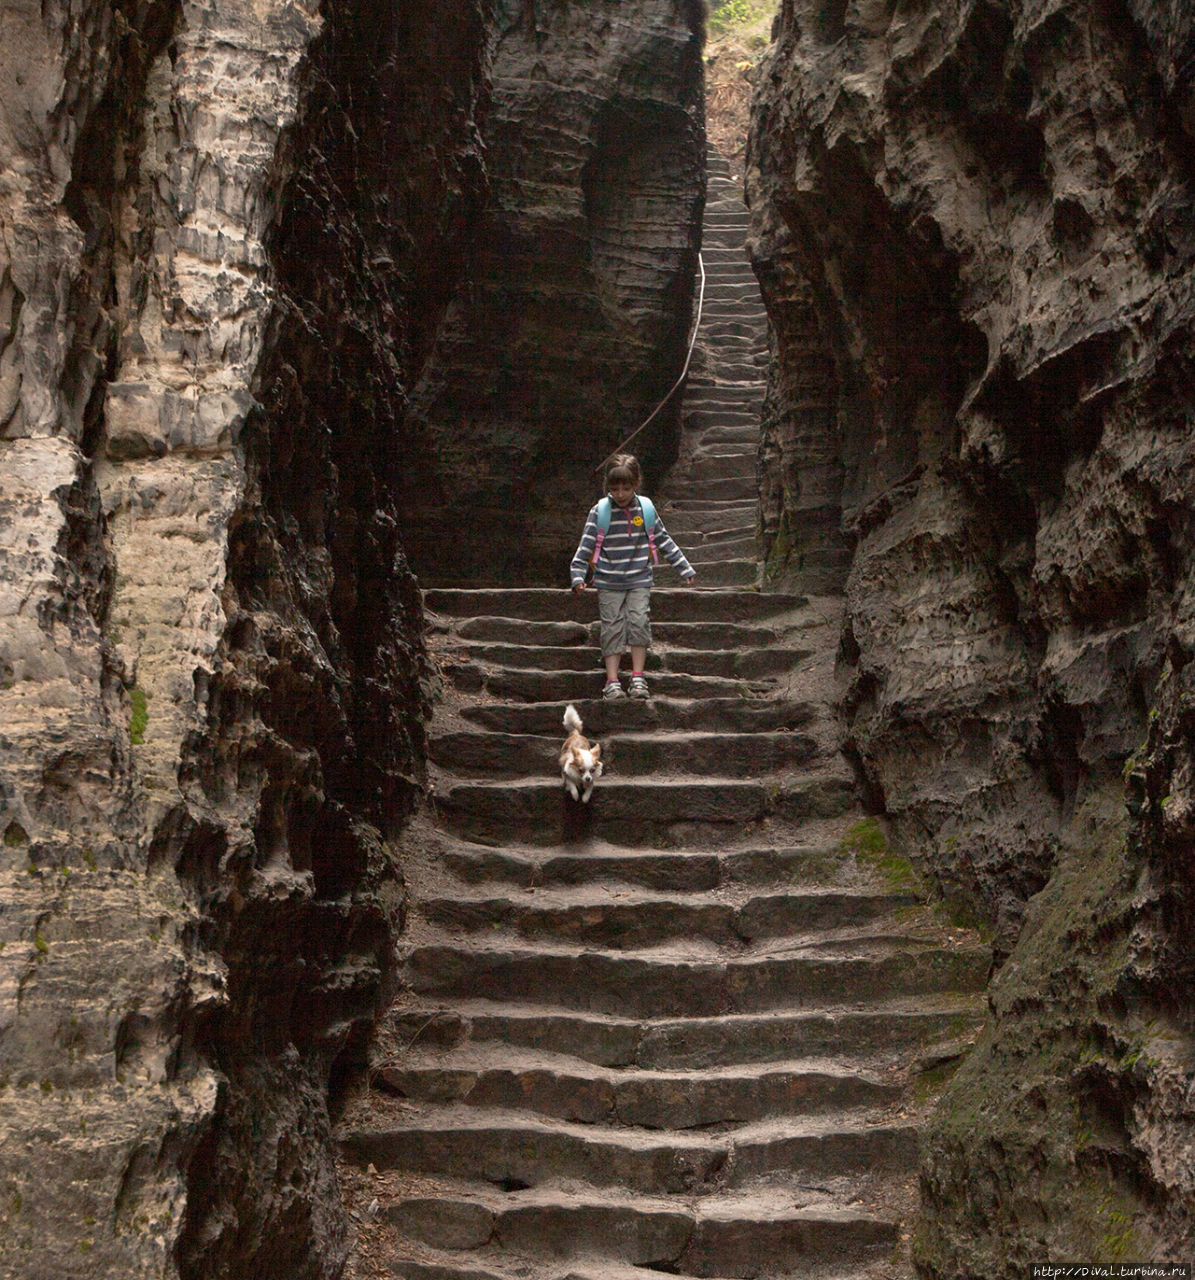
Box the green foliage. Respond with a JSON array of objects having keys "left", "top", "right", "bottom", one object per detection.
[
  {"left": 33, "top": 931, "right": 49, "bottom": 956},
  {"left": 707, "top": 0, "right": 777, "bottom": 36},
  {"left": 128, "top": 687, "right": 148, "bottom": 745},
  {"left": 3, "top": 822, "right": 28, "bottom": 848}
]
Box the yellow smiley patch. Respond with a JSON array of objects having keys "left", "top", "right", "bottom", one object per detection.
[{"left": 633, "top": 516, "right": 643, "bottom": 526}]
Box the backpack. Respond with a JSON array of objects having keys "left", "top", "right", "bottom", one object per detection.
[{"left": 590, "top": 495, "right": 658, "bottom": 569}]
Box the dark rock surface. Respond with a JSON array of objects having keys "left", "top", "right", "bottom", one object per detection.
[
  {"left": 747, "top": 0, "right": 1195, "bottom": 1270},
  {"left": 397, "top": 0, "right": 706, "bottom": 587},
  {"left": 0, "top": 0, "right": 496, "bottom": 1275}
]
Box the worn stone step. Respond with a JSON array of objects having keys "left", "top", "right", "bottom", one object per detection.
[
  {"left": 434, "top": 774, "right": 857, "bottom": 845},
  {"left": 383, "top": 996, "right": 986, "bottom": 1071},
  {"left": 682, "top": 387, "right": 764, "bottom": 409},
  {"left": 433, "top": 841, "right": 858, "bottom": 893},
  {"left": 424, "top": 588, "right": 804, "bottom": 623},
  {"left": 683, "top": 411, "right": 760, "bottom": 434},
  {"left": 687, "top": 536, "right": 758, "bottom": 564},
  {"left": 342, "top": 1107, "right": 919, "bottom": 1193},
  {"left": 675, "top": 473, "right": 756, "bottom": 501},
  {"left": 378, "top": 1050, "right": 903, "bottom": 1128},
  {"left": 445, "top": 663, "right": 751, "bottom": 703},
  {"left": 459, "top": 696, "right": 815, "bottom": 736},
  {"left": 701, "top": 282, "right": 763, "bottom": 303},
  {"left": 454, "top": 617, "right": 788, "bottom": 648},
  {"left": 694, "top": 424, "right": 759, "bottom": 447},
  {"left": 702, "top": 232, "right": 752, "bottom": 249},
  {"left": 419, "top": 885, "right": 921, "bottom": 950},
  {"left": 673, "top": 559, "right": 756, "bottom": 588},
  {"left": 701, "top": 299, "right": 765, "bottom": 317},
  {"left": 691, "top": 361, "right": 764, "bottom": 382},
  {"left": 429, "top": 727, "right": 816, "bottom": 779},
  {"left": 381, "top": 1190, "right": 897, "bottom": 1279},
  {"left": 686, "top": 447, "right": 757, "bottom": 474},
  {"left": 404, "top": 939, "right": 992, "bottom": 1018},
  {"left": 660, "top": 513, "right": 756, "bottom": 540},
  {"left": 444, "top": 642, "right": 794, "bottom": 677}
]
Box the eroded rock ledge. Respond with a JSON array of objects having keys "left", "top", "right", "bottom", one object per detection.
[{"left": 748, "top": 0, "right": 1195, "bottom": 1269}]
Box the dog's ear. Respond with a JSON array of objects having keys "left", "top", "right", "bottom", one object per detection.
[{"left": 591, "top": 742, "right": 602, "bottom": 761}]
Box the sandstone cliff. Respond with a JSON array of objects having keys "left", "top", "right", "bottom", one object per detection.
[
  {"left": 748, "top": 0, "right": 1195, "bottom": 1270},
  {"left": 0, "top": 0, "right": 495, "bottom": 1274},
  {"left": 398, "top": 0, "right": 707, "bottom": 586}
]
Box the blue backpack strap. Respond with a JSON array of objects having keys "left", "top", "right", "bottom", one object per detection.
[{"left": 590, "top": 496, "right": 613, "bottom": 566}]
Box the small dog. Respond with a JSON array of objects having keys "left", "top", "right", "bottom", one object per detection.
[{"left": 560, "top": 704, "right": 603, "bottom": 803}]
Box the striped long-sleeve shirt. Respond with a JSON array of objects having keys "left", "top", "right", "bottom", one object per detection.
[{"left": 570, "top": 496, "right": 695, "bottom": 590}]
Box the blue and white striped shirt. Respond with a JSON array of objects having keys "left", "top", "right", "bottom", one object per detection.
[{"left": 570, "top": 497, "right": 695, "bottom": 590}]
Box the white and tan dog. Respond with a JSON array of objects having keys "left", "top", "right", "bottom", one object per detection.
[{"left": 560, "top": 704, "right": 603, "bottom": 803}]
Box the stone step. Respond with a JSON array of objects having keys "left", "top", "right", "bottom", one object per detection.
[
  {"left": 702, "top": 232, "right": 752, "bottom": 249},
  {"left": 424, "top": 588, "right": 804, "bottom": 623},
  {"left": 682, "top": 387, "right": 764, "bottom": 409},
  {"left": 342, "top": 1106, "right": 920, "bottom": 1193},
  {"left": 686, "top": 535, "right": 758, "bottom": 564},
  {"left": 683, "top": 409, "right": 760, "bottom": 432},
  {"left": 660, "top": 512, "right": 756, "bottom": 539},
  {"left": 659, "top": 496, "right": 757, "bottom": 512},
  {"left": 377, "top": 1050, "right": 903, "bottom": 1128},
  {"left": 698, "top": 246, "right": 749, "bottom": 263},
  {"left": 458, "top": 696, "right": 815, "bottom": 736},
  {"left": 692, "top": 331, "right": 766, "bottom": 354},
  {"left": 444, "top": 663, "right": 753, "bottom": 704},
  {"left": 378, "top": 1190, "right": 897, "bottom": 1279},
  {"left": 419, "top": 885, "right": 922, "bottom": 950},
  {"left": 431, "top": 841, "right": 862, "bottom": 893},
  {"left": 453, "top": 617, "right": 790, "bottom": 648},
  {"left": 675, "top": 473, "right": 756, "bottom": 501},
  {"left": 428, "top": 726, "right": 817, "bottom": 779},
  {"left": 701, "top": 304, "right": 767, "bottom": 323},
  {"left": 694, "top": 424, "right": 760, "bottom": 447},
  {"left": 444, "top": 642, "right": 797, "bottom": 678},
  {"left": 433, "top": 775, "right": 858, "bottom": 846},
  {"left": 404, "top": 938, "right": 992, "bottom": 1019},
  {"left": 383, "top": 996, "right": 986, "bottom": 1070},
  {"left": 695, "top": 360, "right": 764, "bottom": 381},
  {"left": 701, "top": 318, "right": 767, "bottom": 340},
  {"left": 700, "top": 281, "right": 763, "bottom": 302},
  {"left": 676, "top": 559, "right": 756, "bottom": 588},
  {"left": 687, "top": 445, "right": 757, "bottom": 470}
]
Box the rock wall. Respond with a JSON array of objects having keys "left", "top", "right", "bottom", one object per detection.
[
  {"left": 398, "top": 0, "right": 707, "bottom": 587},
  {"left": 0, "top": 0, "right": 496, "bottom": 1275},
  {"left": 747, "top": 0, "right": 1195, "bottom": 1270}
]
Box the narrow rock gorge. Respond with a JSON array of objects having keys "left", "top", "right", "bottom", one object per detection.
[
  {"left": 748, "top": 0, "right": 1195, "bottom": 1269},
  {"left": 0, "top": 0, "right": 702, "bottom": 1276}
]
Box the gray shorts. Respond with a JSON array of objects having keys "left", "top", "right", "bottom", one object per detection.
[{"left": 598, "top": 587, "right": 652, "bottom": 657}]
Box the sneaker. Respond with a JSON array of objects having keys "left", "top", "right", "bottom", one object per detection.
[
  {"left": 602, "top": 680, "right": 626, "bottom": 700},
  {"left": 629, "top": 674, "right": 650, "bottom": 699}
]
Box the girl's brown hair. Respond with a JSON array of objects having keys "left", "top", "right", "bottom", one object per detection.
[{"left": 604, "top": 454, "right": 641, "bottom": 490}]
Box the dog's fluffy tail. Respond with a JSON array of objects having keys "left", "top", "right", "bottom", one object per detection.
[{"left": 563, "top": 704, "right": 583, "bottom": 733}]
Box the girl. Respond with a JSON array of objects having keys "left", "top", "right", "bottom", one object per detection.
[{"left": 570, "top": 455, "right": 696, "bottom": 699}]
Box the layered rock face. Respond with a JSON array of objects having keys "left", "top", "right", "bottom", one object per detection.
[
  {"left": 0, "top": 0, "right": 495, "bottom": 1275},
  {"left": 398, "top": 0, "right": 706, "bottom": 587},
  {"left": 748, "top": 0, "right": 1195, "bottom": 1271}
]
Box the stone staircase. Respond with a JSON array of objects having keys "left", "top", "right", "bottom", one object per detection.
[
  {"left": 335, "top": 152, "right": 989, "bottom": 1280},
  {"left": 658, "top": 150, "right": 768, "bottom": 590},
  {"left": 337, "top": 590, "right": 988, "bottom": 1280}
]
